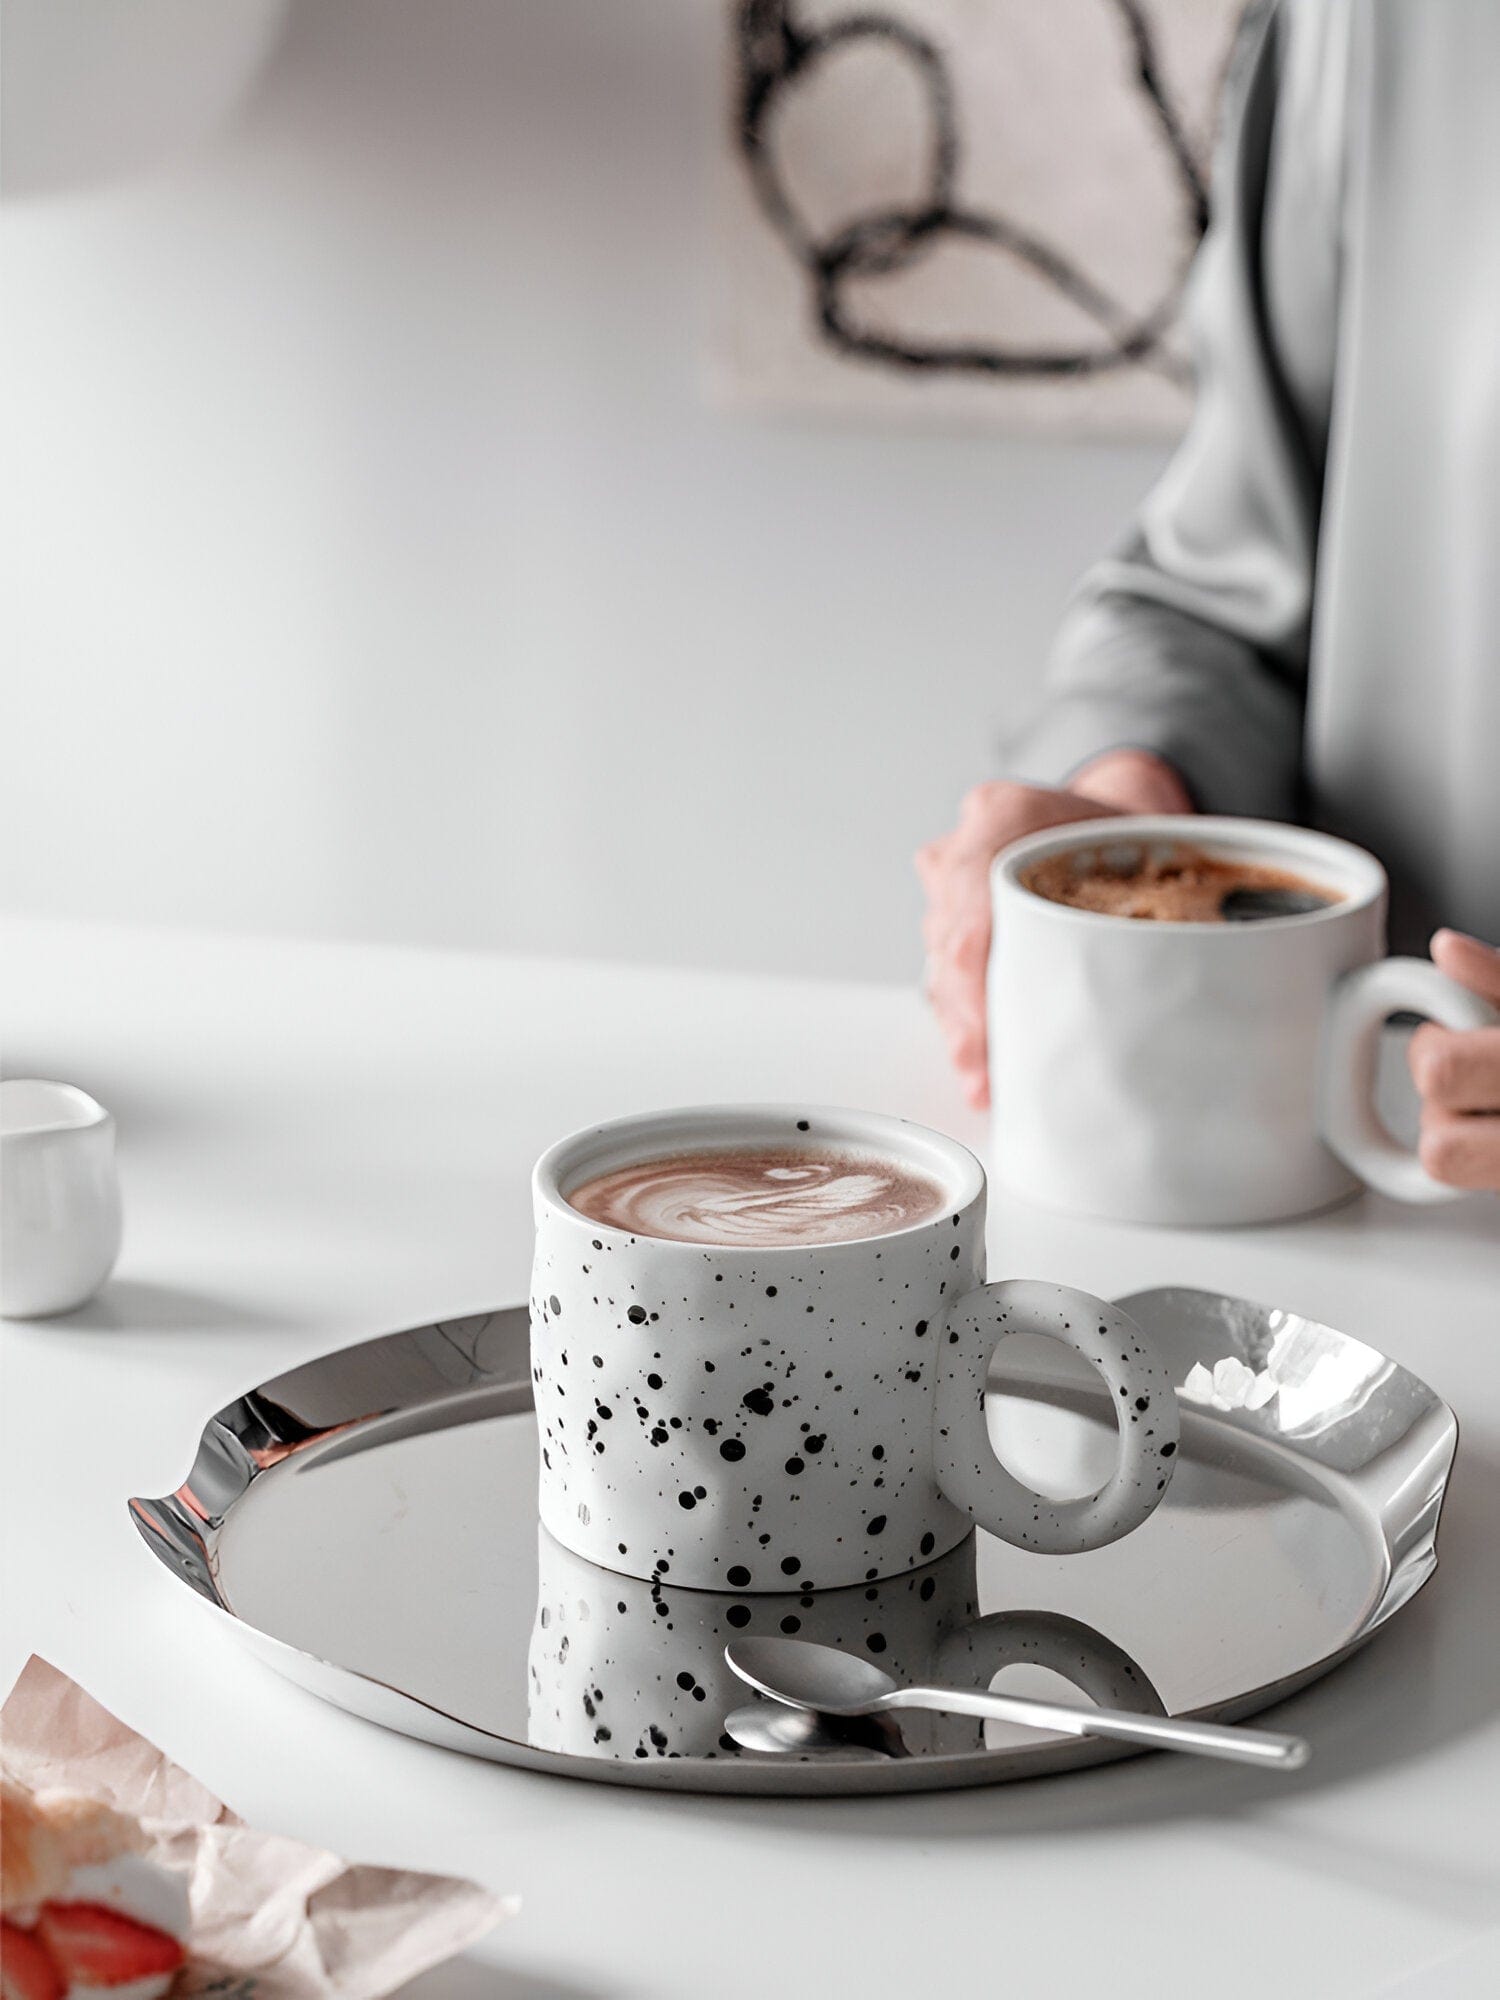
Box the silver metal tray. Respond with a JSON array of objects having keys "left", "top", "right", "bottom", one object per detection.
[{"left": 130, "top": 1287, "right": 1456, "bottom": 1795}]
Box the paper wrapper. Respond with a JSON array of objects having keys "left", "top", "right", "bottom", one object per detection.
[{"left": 2, "top": 1657, "right": 517, "bottom": 1998}]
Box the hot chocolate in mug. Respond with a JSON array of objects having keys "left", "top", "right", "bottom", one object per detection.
[
  {"left": 989, "top": 816, "right": 1499, "bottom": 1226},
  {"left": 530, "top": 1105, "right": 1181, "bottom": 1591}
]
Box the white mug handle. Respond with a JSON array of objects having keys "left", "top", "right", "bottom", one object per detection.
[
  {"left": 932, "top": 1281, "right": 1180, "bottom": 1555},
  {"left": 1319, "top": 958, "right": 1499, "bottom": 1204}
]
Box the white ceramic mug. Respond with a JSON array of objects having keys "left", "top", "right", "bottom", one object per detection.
[
  {"left": 1, "top": 1080, "right": 123, "bottom": 1317},
  {"left": 530, "top": 1105, "right": 1181, "bottom": 1590},
  {"left": 989, "top": 817, "right": 1498, "bottom": 1227}
]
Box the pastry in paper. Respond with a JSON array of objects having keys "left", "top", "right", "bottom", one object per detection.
[{"left": 1, "top": 1659, "right": 515, "bottom": 2000}]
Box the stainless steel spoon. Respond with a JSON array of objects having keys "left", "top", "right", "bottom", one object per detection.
[
  {"left": 724, "top": 1701, "right": 910, "bottom": 1759},
  {"left": 725, "top": 1636, "right": 1310, "bottom": 1771}
]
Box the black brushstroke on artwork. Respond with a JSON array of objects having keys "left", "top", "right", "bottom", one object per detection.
[{"left": 733, "top": 0, "right": 1242, "bottom": 385}]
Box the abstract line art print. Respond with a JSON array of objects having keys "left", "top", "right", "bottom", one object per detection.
[{"left": 712, "top": 0, "right": 1251, "bottom": 436}]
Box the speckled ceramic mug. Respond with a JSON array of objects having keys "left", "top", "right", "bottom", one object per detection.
[{"left": 530, "top": 1106, "right": 1180, "bottom": 1591}]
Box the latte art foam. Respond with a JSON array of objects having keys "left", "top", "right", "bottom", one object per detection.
[{"left": 565, "top": 1146, "right": 949, "bottom": 1247}]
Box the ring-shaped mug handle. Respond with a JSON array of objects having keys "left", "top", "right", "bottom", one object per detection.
[
  {"left": 1319, "top": 957, "right": 1498, "bottom": 1205},
  {"left": 932, "top": 1280, "right": 1180, "bottom": 1555}
]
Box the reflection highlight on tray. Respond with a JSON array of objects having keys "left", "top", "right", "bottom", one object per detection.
[
  {"left": 528, "top": 1529, "right": 1165, "bottom": 1762},
  {"left": 1180, "top": 1312, "right": 1394, "bottom": 1436}
]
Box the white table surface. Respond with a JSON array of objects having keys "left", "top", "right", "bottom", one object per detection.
[{"left": 3, "top": 917, "right": 1498, "bottom": 2000}]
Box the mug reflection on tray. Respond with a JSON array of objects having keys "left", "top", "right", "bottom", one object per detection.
[
  {"left": 931, "top": 1609, "right": 1167, "bottom": 1748},
  {"left": 528, "top": 1527, "right": 978, "bottom": 1761},
  {"left": 529, "top": 1529, "right": 1166, "bottom": 1762}
]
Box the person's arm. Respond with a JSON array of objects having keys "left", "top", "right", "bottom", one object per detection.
[
  {"left": 1005, "top": 0, "right": 1318, "bottom": 818},
  {"left": 920, "top": 1, "right": 1332, "bottom": 1107}
]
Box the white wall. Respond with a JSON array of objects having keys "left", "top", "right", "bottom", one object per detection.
[{"left": 1, "top": 0, "right": 1167, "bottom": 982}]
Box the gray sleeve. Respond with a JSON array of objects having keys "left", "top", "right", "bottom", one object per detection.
[{"left": 1004, "top": 1, "right": 1320, "bottom": 819}]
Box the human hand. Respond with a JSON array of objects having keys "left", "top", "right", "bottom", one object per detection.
[
  {"left": 1407, "top": 930, "right": 1500, "bottom": 1192},
  {"left": 915, "top": 749, "right": 1192, "bottom": 1109}
]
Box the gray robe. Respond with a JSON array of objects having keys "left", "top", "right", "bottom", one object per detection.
[{"left": 1006, "top": 0, "right": 1499, "bottom": 948}]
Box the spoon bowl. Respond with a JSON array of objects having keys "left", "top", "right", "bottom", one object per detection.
[
  {"left": 725, "top": 1635, "right": 901, "bottom": 1716},
  {"left": 724, "top": 1701, "right": 908, "bottom": 1759}
]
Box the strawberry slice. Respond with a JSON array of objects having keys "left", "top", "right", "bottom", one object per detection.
[
  {"left": 0, "top": 1920, "right": 65, "bottom": 2000},
  {"left": 33, "top": 1905, "right": 183, "bottom": 1987}
]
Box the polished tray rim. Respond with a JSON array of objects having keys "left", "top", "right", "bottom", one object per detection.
[{"left": 129, "top": 1288, "right": 1458, "bottom": 1796}]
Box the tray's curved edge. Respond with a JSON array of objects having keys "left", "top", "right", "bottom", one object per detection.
[
  {"left": 1120, "top": 1284, "right": 1460, "bottom": 1640},
  {"left": 127, "top": 1305, "right": 536, "bottom": 1604},
  {"left": 130, "top": 1490, "right": 225, "bottom": 1604},
  {"left": 1363, "top": 1401, "right": 1457, "bottom": 1635}
]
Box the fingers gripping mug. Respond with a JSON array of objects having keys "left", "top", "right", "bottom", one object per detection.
[
  {"left": 989, "top": 818, "right": 1499, "bottom": 1227},
  {"left": 530, "top": 1106, "right": 1180, "bottom": 1590}
]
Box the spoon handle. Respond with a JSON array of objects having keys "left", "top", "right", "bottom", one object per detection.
[{"left": 889, "top": 1685, "right": 1308, "bottom": 1770}]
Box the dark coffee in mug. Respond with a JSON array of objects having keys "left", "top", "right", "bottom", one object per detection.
[
  {"left": 1023, "top": 842, "right": 1338, "bottom": 923},
  {"left": 565, "top": 1145, "right": 948, "bottom": 1247}
]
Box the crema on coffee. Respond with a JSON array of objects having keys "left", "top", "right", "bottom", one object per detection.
[
  {"left": 1023, "top": 843, "right": 1338, "bottom": 922},
  {"left": 565, "top": 1146, "right": 948, "bottom": 1247}
]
